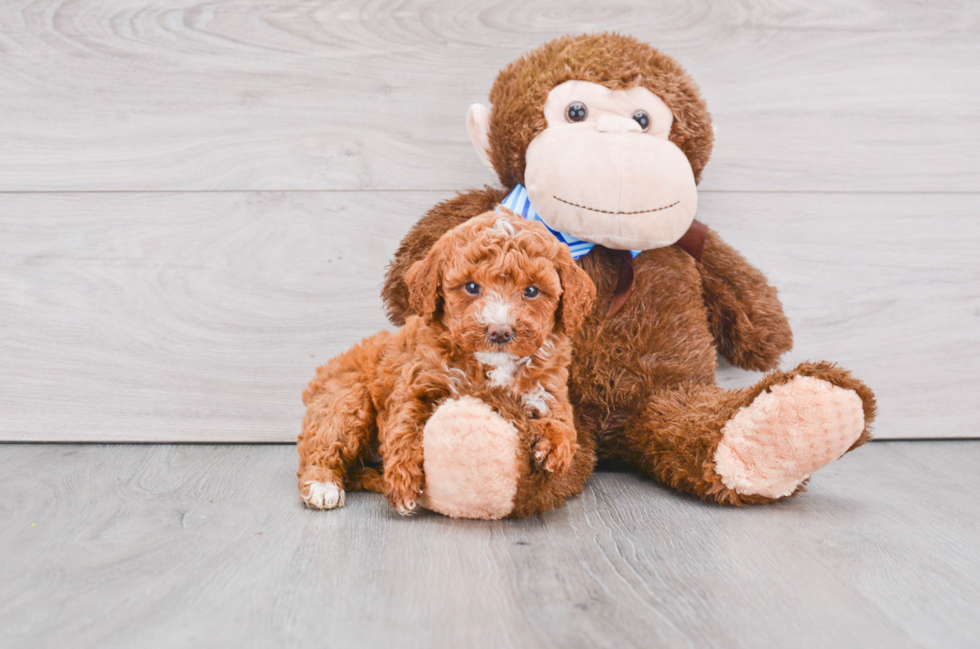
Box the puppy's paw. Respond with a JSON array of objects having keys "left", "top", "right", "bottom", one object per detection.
[
  {"left": 534, "top": 437, "right": 575, "bottom": 475},
  {"left": 386, "top": 477, "right": 423, "bottom": 516},
  {"left": 531, "top": 420, "right": 577, "bottom": 476},
  {"left": 388, "top": 491, "right": 421, "bottom": 517},
  {"left": 302, "top": 480, "right": 346, "bottom": 510}
]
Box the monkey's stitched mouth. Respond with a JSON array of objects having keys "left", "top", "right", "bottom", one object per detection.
[{"left": 553, "top": 196, "right": 680, "bottom": 215}]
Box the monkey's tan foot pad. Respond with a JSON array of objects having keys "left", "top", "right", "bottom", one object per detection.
[
  {"left": 713, "top": 376, "right": 865, "bottom": 499},
  {"left": 420, "top": 396, "right": 521, "bottom": 520},
  {"left": 302, "top": 481, "right": 346, "bottom": 510}
]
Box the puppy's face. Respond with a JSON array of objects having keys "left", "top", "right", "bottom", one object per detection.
[
  {"left": 442, "top": 239, "right": 562, "bottom": 357},
  {"left": 406, "top": 212, "right": 596, "bottom": 357}
]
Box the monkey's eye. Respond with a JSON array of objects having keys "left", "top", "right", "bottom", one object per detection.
[
  {"left": 632, "top": 110, "right": 651, "bottom": 131},
  {"left": 565, "top": 102, "right": 588, "bottom": 123},
  {"left": 464, "top": 282, "right": 481, "bottom": 296},
  {"left": 523, "top": 286, "right": 540, "bottom": 299}
]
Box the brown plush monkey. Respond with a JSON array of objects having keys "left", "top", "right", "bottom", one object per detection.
[{"left": 382, "top": 33, "right": 876, "bottom": 514}]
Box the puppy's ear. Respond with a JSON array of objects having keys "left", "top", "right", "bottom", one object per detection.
[
  {"left": 405, "top": 237, "right": 451, "bottom": 323},
  {"left": 554, "top": 254, "right": 596, "bottom": 336}
]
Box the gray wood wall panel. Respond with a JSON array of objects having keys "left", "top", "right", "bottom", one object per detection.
[
  {"left": 2, "top": 191, "right": 976, "bottom": 441},
  {"left": 2, "top": 442, "right": 978, "bottom": 649},
  {"left": 0, "top": 0, "right": 977, "bottom": 192},
  {"left": 1, "top": 0, "right": 976, "bottom": 441}
]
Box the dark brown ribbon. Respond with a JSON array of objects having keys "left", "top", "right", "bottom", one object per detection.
[
  {"left": 605, "top": 219, "right": 707, "bottom": 317},
  {"left": 675, "top": 218, "right": 707, "bottom": 262},
  {"left": 605, "top": 249, "right": 636, "bottom": 317}
]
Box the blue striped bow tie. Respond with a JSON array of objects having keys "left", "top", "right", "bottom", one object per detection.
[{"left": 496, "top": 185, "right": 641, "bottom": 260}]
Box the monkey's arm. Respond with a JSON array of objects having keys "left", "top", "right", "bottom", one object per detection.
[
  {"left": 697, "top": 229, "right": 793, "bottom": 372},
  {"left": 382, "top": 187, "right": 507, "bottom": 325}
]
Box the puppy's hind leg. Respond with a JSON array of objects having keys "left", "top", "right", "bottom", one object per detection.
[{"left": 298, "top": 376, "right": 376, "bottom": 510}]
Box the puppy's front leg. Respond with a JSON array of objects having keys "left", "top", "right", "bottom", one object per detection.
[
  {"left": 379, "top": 390, "right": 432, "bottom": 516},
  {"left": 530, "top": 418, "right": 578, "bottom": 476},
  {"left": 525, "top": 384, "right": 579, "bottom": 476}
]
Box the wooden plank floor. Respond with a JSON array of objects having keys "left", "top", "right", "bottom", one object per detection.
[{"left": 2, "top": 441, "right": 979, "bottom": 649}]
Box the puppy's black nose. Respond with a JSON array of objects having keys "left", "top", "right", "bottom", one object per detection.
[{"left": 487, "top": 324, "right": 515, "bottom": 344}]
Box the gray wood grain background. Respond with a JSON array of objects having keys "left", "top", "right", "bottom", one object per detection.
[{"left": 1, "top": 0, "right": 977, "bottom": 441}]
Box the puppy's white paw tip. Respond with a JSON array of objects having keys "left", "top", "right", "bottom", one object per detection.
[{"left": 303, "top": 481, "right": 345, "bottom": 510}]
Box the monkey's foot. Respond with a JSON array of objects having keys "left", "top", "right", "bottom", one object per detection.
[
  {"left": 420, "top": 397, "right": 521, "bottom": 520},
  {"left": 713, "top": 376, "right": 865, "bottom": 499}
]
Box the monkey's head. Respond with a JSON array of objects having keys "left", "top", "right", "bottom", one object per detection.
[{"left": 467, "top": 33, "right": 713, "bottom": 251}]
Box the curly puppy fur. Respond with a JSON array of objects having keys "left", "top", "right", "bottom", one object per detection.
[
  {"left": 382, "top": 33, "right": 877, "bottom": 506},
  {"left": 299, "top": 212, "right": 597, "bottom": 516}
]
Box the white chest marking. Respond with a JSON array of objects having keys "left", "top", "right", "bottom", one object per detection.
[
  {"left": 475, "top": 351, "right": 528, "bottom": 387},
  {"left": 522, "top": 384, "right": 552, "bottom": 416}
]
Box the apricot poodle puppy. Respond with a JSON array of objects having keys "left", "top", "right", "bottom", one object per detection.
[{"left": 298, "top": 211, "right": 596, "bottom": 515}]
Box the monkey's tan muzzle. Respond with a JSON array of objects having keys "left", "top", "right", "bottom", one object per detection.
[{"left": 524, "top": 121, "right": 698, "bottom": 251}]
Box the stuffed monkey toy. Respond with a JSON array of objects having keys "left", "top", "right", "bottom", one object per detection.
[{"left": 383, "top": 33, "right": 876, "bottom": 515}]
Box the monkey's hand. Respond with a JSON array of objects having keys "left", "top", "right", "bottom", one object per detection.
[{"left": 698, "top": 229, "right": 793, "bottom": 372}]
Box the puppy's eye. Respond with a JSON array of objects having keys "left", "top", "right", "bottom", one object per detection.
[
  {"left": 565, "top": 102, "right": 588, "bottom": 123},
  {"left": 523, "top": 286, "right": 540, "bottom": 299},
  {"left": 632, "top": 110, "right": 650, "bottom": 131},
  {"left": 464, "top": 282, "right": 481, "bottom": 296}
]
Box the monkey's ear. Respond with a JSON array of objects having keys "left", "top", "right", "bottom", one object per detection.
[
  {"left": 405, "top": 238, "right": 450, "bottom": 324},
  {"left": 467, "top": 104, "right": 494, "bottom": 171},
  {"left": 554, "top": 256, "right": 596, "bottom": 336}
]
